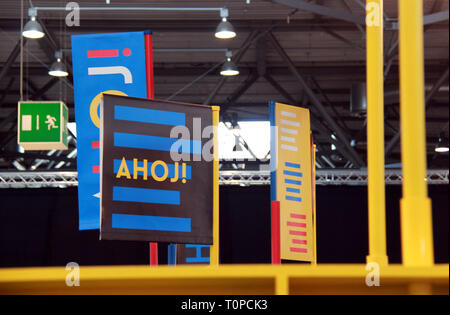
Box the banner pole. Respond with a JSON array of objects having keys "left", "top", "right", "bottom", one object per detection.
[
  {"left": 210, "top": 106, "right": 220, "bottom": 266},
  {"left": 145, "top": 32, "right": 158, "bottom": 266},
  {"left": 271, "top": 201, "right": 281, "bottom": 264},
  {"left": 168, "top": 243, "right": 177, "bottom": 266},
  {"left": 311, "top": 137, "right": 317, "bottom": 266}
]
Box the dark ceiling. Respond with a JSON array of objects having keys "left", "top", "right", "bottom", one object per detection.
[{"left": 0, "top": 0, "right": 448, "bottom": 170}]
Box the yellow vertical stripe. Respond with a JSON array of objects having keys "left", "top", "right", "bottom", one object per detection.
[
  {"left": 366, "top": 0, "right": 388, "bottom": 265},
  {"left": 398, "top": 0, "right": 434, "bottom": 266},
  {"left": 210, "top": 106, "right": 220, "bottom": 265}
]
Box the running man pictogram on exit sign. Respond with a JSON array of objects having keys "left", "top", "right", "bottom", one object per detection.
[{"left": 17, "top": 101, "right": 69, "bottom": 151}]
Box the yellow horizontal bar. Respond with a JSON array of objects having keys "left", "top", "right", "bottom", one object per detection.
[{"left": 0, "top": 264, "right": 448, "bottom": 295}]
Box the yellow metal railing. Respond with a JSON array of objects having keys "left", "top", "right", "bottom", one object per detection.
[
  {"left": 0, "top": 264, "right": 448, "bottom": 295},
  {"left": 366, "top": 0, "right": 436, "bottom": 268},
  {"left": 398, "top": 0, "right": 435, "bottom": 267},
  {"left": 366, "top": 0, "right": 389, "bottom": 266}
]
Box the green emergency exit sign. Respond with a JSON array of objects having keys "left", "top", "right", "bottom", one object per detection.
[{"left": 18, "top": 101, "right": 69, "bottom": 150}]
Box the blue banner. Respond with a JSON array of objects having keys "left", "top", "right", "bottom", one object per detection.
[{"left": 71, "top": 31, "right": 150, "bottom": 230}]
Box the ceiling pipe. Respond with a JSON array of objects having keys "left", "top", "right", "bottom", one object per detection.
[{"left": 29, "top": 6, "right": 226, "bottom": 13}]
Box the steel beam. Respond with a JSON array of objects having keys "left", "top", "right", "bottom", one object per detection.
[
  {"left": 0, "top": 37, "right": 26, "bottom": 83},
  {"left": 267, "top": 32, "right": 365, "bottom": 167},
  {"left": 263, "top": 73, "right": 358, "bottom": 166},
  {"left": 203, "top": 30, "right": 259, "bottom": 105},
  {"left": 309, "top": 77, "right": 351, "bottom": 133},
  {"left": 38, "top": 19, "right": 74, "bottom": 91},
  {"left": 385, "top": 67, "right": 449, "bottom": 157},
  {"left": 423, "top": 10, "right": 449, "bottom": 26},
  {"left": 1, "top": 152, "right": 76, "bottom": 164},
  {"left": 0, "top": 18, "right": 374, "bottom": 34},
  {"left": 256, "top": 35, "right": 267, "bottom": 77},
  {"left": 321, "top": 27, "right": 365, "bottom": 51},
  {"left": 221, "top": 73, "right": 260, "bottom": 114},
  {"left": 0, "top": 77, "right": 15, "bottom": 108},
  {"left": 30, "top": 77, "right": 59, "bottom": 100},
  {"left": 1, "top": 169, "right": 447, "bottom": 188},
  {"left": 272, "top": 0, "right": 366, "bottom": 25},
  {"left": 340, "top": 0, "right": 366, "bottom": 34},
  {"left": 167, "top": 64, "right": 222, "bottom": 101}
]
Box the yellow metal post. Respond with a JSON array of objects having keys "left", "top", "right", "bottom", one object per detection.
[
  {"left": 210, "top": 106, "right": 220, "bottom": 265},
  {"left": 398, "top": 0, "right": 434, "bottom": 267},
  {"left": 365, "top": 0, "right": 388, "bottom": 266},
  {"left": 275, "top": 275, "right": 289, "bottom": 295},
  {"left": 312, "top": 143, "right": 317, "bottom": 266}
]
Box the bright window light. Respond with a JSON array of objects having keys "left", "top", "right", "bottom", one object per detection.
[{"left": 219, "top": 121, "right": 270, "bottom": 160}]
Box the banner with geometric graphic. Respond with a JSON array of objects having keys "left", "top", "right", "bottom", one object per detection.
[
  {"left": 71, "top": 31, "right": 153, "bottom": 230},
  {"left": 176, "top": 244, "right": 211, "bottom": 264},
  {"left": 100, "top": 94, "right": 214, "bottom": 244},
  {"left": 269, "top": 101, "right": 314, "bottom": 262}
]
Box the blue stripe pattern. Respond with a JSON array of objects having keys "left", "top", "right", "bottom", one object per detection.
[
  {"left": 286, "top": 196, "right": 302, "bottom": 202},
  {"left": 286, "top": 187, "right": 300, "bottom": 194},
  {"left": 114, "top": 105, "right": 185, "bottom": 126},
  {"left": 113, "top": 159, "right": 192, "bottom": 179},
  {"left": 285, "top": 162, "right": 301, "bottom": 169},
  {"left": 113, "top": 186, "right": 180, "bottom": 205},
  {"left": 285, "top": 179, "right": 302, "bottom": 186},
  {"left": 284, "top": 160, "right": 303, "bottom": 202},
  {"left": 114, "top": 132, "right": 202, "bottom": 154},
  {"left": 112, "top": 213, "right": 191, "bottom": 232},
  {"left": 284, "top": 170, "right": 303, "bottom": 177}
]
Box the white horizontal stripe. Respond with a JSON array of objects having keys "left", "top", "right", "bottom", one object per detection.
[
  {"left": 280, "top": 128, "right": 298, "bottom": 135},
  {"left": 281, "top": 136, "right": 295, "bottom": 143},
  {"left": 281, "top": 144, "right": 298, "bottom": 152},
  {"left": 281, "top": 111, "right": 296, "bottom": 118},
  {"left": 281, "top": 119, "right": 300, "bottom": 127}
]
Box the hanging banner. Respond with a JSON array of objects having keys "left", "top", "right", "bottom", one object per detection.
[
  {"left": 71, "top": 31, "right": 153, "bottom": 230},
  {"left": 100, "top": 94, "right": 215, "bottom": 244},
  {"left": 269, "top": 101, "right": 314, "bottom": 262}
]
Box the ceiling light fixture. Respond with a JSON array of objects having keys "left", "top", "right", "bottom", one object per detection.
[
  {"left": 22, "top": 8, "right": 45, "bottom": 39},
  {"left": 435, "top": 137, "right": 449, "bottom": 153},
  {"left": 215, "top": 8, "right": 236, "bottom": 39},
  {"left": 24, "top": 6, "right": 235, "bottom": 41},
  {"left": 220, "top": 50, "right": 239, "bottom": 76},
  {"left": 49, "top": 51, "right": 69, "bottom": 77}
]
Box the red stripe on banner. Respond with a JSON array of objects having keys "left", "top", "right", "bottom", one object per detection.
[
  {"left": 91, "top": 141, "right": 100, "bottom": 149},
  {"left": 290, "top": 247, "right": 308, "bottom": 253},
  {"left": 92, "top": 165, "right": 100, "bottom": 173},
  {"left": 290, "top": 213, "right": 306, "bottom": 220},
  {"left": 145, "top": 32, "right": 158, "bottom": 266},
  {"left": 289, "top": 230, "right": 307, "bottom": 236},
  {"left": 292, "top": 239, "right": 307, "bottom": 245},
  {"left": 87, "top": 49, "right": 119, "bottom": 58},
  {"left": 145, "top": 33, "right": 155, "bottom": 100},
  {"left": 287, "top": 222, "right": 307, "bottom": 228},
  {"left": 271, "top": 201, "right": 281, "bottom": 265}
]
